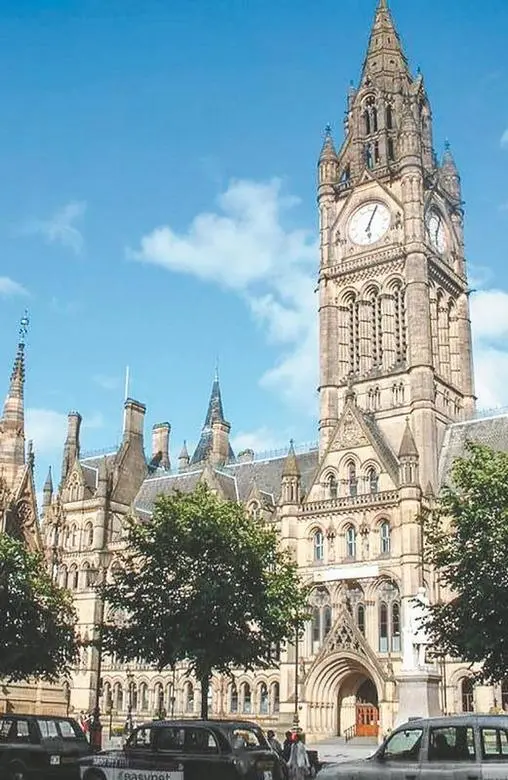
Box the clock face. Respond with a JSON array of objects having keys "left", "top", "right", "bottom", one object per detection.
[
  {"left": 348, "top": 202, "right": 391, "bottom": 246},
  {"left": 426, "top": 210, "right": 447, "bottom": 253}
]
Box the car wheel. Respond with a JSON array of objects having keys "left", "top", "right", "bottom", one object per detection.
[
  {"left": 8, "top": 763, "right": 27, "bottom": 780},
  {"left": 84, "top": 770, "right": 107, "bottom": 780}
]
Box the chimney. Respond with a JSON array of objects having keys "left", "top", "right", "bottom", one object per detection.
[
  {"left": 61, "top": 411, "right": 82, "bottom": 483},
  {"left": 210, "top": 418, "right": 231, "bottom": 467},
  {"left": 152, "top": 423, "right": 171, "bottom": 471},
  {"left": 122, "top": 398, "right": 146, "bottom": 443}
]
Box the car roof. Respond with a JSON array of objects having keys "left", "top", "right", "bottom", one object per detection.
[
  {"left": 397, "top": 714, "right": 508, "bottom": 729},
  {"left": 0, "top": 714, "right": 76, "bottom": 721},
  {"left": 144, "top": 719, "right": 263, "bottom": 730}
]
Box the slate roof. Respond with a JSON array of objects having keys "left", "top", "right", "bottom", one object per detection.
[
  {"left": 439, "top": 413, "right": 508, "bottom": 485},
  {"left": 80, "top": 453, "right": 117, "bottom": 492},
  {"left": 362, "top": 412, "right": 400, "bottom": 481},
  {"left": 133, "top": 448, "right": 319, "bottom": 515}
]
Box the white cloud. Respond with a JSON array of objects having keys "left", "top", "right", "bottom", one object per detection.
[
  {"left": 93, "top": 374, "right": 120, "bottom": 391},
  {"left": 0, "top": 276, "right": 29, "bottom": 296},
  {"left": 21, "top": 201, "right": 87, "bottom": 254},
  {"left": 132, "top": 178, "right": 318, "bottom": 410},
  {"left": 501, "top": 129, "right": 508, "bottom": 149},
  {"left": 470, "top": 290, "right": 508, "bottom": 342},
  {"left": 25, "top": 408, "right": 104, "bottom": 457},
  {"left": 470, "top": 289, "right": 508, "bottom": 409}
]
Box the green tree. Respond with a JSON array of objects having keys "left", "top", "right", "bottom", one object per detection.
[
  {"left": 0, "top": 532, "right": 78, "bottom": 681},
  {"left": 101, "top": 485, "right": 308, "bottom": 719},
  {"left": 424, "top": 442, "right": 508, "bottom": 682}
]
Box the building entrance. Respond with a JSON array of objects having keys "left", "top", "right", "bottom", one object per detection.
[{"left": 355, "top": 679, "right": 379, "bottom": 738}]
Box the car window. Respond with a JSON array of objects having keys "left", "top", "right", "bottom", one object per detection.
[
  {"left": 0, "top": 720, "right": 14, "bottom": 742},
  {"left": 231, "top": 728, "right": 264, "bottom": 750},
  {"left": 383, "top": 728, "right": 423, "bottom": 761},
  {"left": 11, "top": 720, "right": 31, "bottom": 743},
  {"left": 156, "top": 727, "right": 185, "bottom": 752},
  {"left": 38, "top": 720, "right": 59, "bottom": 739},
  {"left": 429, "top": 726, "right": 475, "bottom": 761},
  {"left": 57, "top": 720, "right": 86, "bottom": 740},
  {"left": 184, "top": 728, "right": 219, "bottom": 754},
  {"left": 128, "top": 727, "right": 153, "bottom": 750},
  {"left": 481, "top": 728, "right": 508, "bottom": 759}
]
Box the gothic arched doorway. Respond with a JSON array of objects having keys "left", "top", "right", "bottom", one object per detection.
[
  {"left": 336, "top": 673, "right": 379, "bottom": 738},
  {"left": 355, "top": 679, "right": 379, "bottom": 737}
]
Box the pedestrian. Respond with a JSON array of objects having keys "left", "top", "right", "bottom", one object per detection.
[
  {"left": 282, "top": 730, "right": 293, "bottom": 762},
  {"left": 267, "top": 729, "right": 283, "bottom": 755},
  {"left": 287, "top": 732, "right": 310, "bottom": 780}
]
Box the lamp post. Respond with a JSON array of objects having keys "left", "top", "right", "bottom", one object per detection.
[
  {"left": 293, "top": 619, "right": 300, "bottom": 728},
  {"left": 170, "top": 666, "right": 176, "bottom": 719},
  {"left": 126, "top": 668, "right": 134, "bottom": 735},
  {"left": 89, "top": 564, "right": 106, "bottom": 751}
]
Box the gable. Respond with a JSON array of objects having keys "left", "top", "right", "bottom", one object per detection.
[{"left": 305, "top": 399, "right": 399, "bottom": 503}]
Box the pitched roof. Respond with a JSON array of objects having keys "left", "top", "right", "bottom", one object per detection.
[{"left": 439, "top": 413, "right": 508, "bottom": 485}]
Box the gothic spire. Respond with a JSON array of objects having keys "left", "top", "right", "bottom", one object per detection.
[
  {"left": 282, "top": 440, "right": 300, "bottom": 478},
  {"left": 360, "top": 0, "right": 411, "bottom": 87},
  {"left": 190, "top": 371, "right": 234, "bottom": 465},
  {"left": 440, "top": 140, "right": 461, "bottom": 201},
  {"left": 319, "top": 124, "right": 338, "bottom": 162},
  {"left": 0, "top": 313, "right": 29, "bottom": 481},
  {"left": 2, "top": 312, "right": 29, "bottom": 424},
  {"left": 398, "top": 418, "right": 419, "bottom": 459}
]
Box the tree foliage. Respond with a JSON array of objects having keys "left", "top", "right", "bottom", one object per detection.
[
  {"left": 0, "top": 532, "right": 78, "bottom": 681},
  {"left": 424, "top": 442, "right": 508, "bottom": 682},
  {"left": 101, "top": 485, "right": 308, "bottom": 718}
]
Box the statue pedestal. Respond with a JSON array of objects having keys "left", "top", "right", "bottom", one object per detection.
[{"left": 395, "top": 669, "right": 442, "bottom": 726}]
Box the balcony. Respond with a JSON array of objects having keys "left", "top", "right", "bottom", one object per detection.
[{"left": 302, "top": 490, "right": 399, "bottom": 515}]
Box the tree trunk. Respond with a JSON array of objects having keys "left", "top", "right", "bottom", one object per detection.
[{"left": 200, "top": 672, "right": 211, "bottom": 720}]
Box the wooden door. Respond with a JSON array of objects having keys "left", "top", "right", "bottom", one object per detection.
[{"left": 356, "top": 704, "right": 378, "bottom": 737}]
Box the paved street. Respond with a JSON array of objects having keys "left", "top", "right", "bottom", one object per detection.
[{"left": 308, "top": 738, "right": 377, "bottom": 764}]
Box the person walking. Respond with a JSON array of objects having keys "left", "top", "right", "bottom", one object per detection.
[
  {"left": 267, "top": 729, "right": 283, "bottom": 755},
  {"left": 287, "top": 732, "right": 310, "bottom": 779},
  {"left": 282, "top": 730, "right": 293, "bottom": 762}
]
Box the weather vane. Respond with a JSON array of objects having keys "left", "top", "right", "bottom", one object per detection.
[{"left": 19, "top": 310, "right": 29, "bottom": 344}]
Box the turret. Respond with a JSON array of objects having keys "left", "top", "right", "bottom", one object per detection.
[
  {"left": 178, "top": 441, "right": 190, "bottom": 473},
  {"left": 190, "top": 371, "right": 234, "bottom": 466},
  {"left": 398, "top": 419, "right": 420, "bottom": 486},
  {"left": 281, "top": 441, "right": 301, "bottom": 505},
  {"left": 0, "top": 313, "right": 29, "bottom": 486},
  {"left": 440, "top": 141, "right": 461, "bottom": 203},
  {"left": 318, "top": 125, "right": 339, "bottom": 188},
  {"left": 42, "top": 466, "right": 53, "bottom": 512}
]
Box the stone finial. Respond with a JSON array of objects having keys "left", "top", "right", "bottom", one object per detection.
[
  {"left": 282, "top": 440, "right": 300, "bottom": 478},
  {"left": 398, "top": 418, "right": 419, "bottom": 459}
]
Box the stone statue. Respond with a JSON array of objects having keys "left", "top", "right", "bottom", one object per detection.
[{"left": 402, "top": 587, "right": 431, "bottom": 671}]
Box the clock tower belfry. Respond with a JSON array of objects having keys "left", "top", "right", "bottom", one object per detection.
[{"left": 317, "top": 0, "right": 475, "bottom": 490}]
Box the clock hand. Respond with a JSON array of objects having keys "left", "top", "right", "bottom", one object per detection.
[{"left": 366, "top": 205, "right": 378, "bottom": 234}]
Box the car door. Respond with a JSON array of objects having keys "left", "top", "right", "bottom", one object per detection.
[
  {"left": 478, "top": 724, "right": 508, "bottom": 780},
  {"left": 152, "top": 725, "right": 233, "bottom": 780},
  {"left": 419, "top": 724, "right": 480, "bottom": 780},
  {"left": 123, "top": 724, "right": 161, "bottom": 774},
  {"left": 372, "top": 725, "right": 423, "bottom": 780}
]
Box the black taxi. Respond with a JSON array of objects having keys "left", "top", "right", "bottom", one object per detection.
[
  {"left": 79, "top": 719, "right": 285, "bottom": 780},
  {"left": 0, "top": 713, "right": 91, "bottom": 779}
]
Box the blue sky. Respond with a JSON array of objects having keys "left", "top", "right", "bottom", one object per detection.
[{"left": 0, "top": 0, "right": 507, "bottom": 493}]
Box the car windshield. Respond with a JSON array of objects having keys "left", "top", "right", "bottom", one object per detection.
[{"left": 230, "top": 727, "right": 266, "bottom": 750}]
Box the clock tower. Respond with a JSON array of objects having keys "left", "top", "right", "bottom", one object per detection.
[{"left": 317, "top": 0, "right": 475, "bottom": 489}]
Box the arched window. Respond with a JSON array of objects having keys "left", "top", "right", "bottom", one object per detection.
[
  {"left": 368, "top": 468, "right": 379, "bottom": 494},
  {"left": 70, "top": 565, "right": 78, "bottom": 591},
  {"left": 85, "top": 522, "right": 93, "bottom": 548},
  {"left": 365, "top": 144, "right": 373, "bottom": 169},
  {"left": 347, "top": 463, "right": 358, "bottom": 497},
  {"left": 323, "top": 605, "right": 332, "bottom": 637},
  {"left": 388, "top": 138, "right": 395, "bottom": 161},
  {"left": 271, "top": 682, "right": 280, "bottom": 714},
  {"left": 81, "top": 562, "right": 90, "bottom": 589},
  {"left": 184, "top": 682, "right": 194, "bottom": 714},
  {"left": 461, "top": 678, "right": 474, "bottom": 713},
  {"left": 60, "top": 565, "right": 68, "bottom": 589},
  {"left": 71, "top": 525, "right": 77, "bottom": 548},
  {"left": 364, "top": 110, "right": 371, "bottom": 136},
  {"left": 230, "top": 684, "right": 238, "bottom": 713},
  {"left": 393, "top": 283, "right": 407, "bottom": 363},
  {"left": 327, "top": 474, "right": 338, "bottom": 500},
  {"left": 312, "top": 608, "right": 321, "bottom": 643},
  {"left": 242, "top": 683, "right": 251, "bottom": 714},
  {"left": 154, "top": 683, "right": 164, "bottom": 715},
  {"left": 313, "top": 530, "right": 324, "bottom": 562},
  {"left": 139, "top": 682, "right": 149, "bottom": 711},
  {"left": 380, "top": 521, "right": 391, "bottom": 554},
  {"left": 259, "top": 683, "right": 269, "bottom": 715},
  {"left": 131, "top": 684, "right": 138, "bottom": 711},
  {"left": 346, "top": 526, "right": 356, "bottom": 559},
  {"left": 165, "top": 683, "right": 174, "bottom": 713},
  {"left": 379, "top": 602, "right": 389, "bottom": 652},
  {"left": 386, "top": 103, "right": 393, "bottom": 130},
  {"left": 347, "top": 294, "right": 361, "bottom": 374},
  {"left": 114, "top": 682, "right": 123, "bottom": 711},
  {"left": 357, "top": 604, "right": 366, "bottom": 636},
  {"left": 378, "top": 580, "right": 401, "bottom": 652},
  {"left": 391, "top": 601, "right": 401, "bottom": 652}
]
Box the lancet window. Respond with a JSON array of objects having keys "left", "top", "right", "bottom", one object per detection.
[
  {"left": 380, "top": 521, "right": 391, "bottom": 554},
  {"left": 242, "top": 683, "right": 252, "bottom": 714},
  {"left": 230, "top": 684, "right": 238, "bottom": 713},
  {"left": 310, "top": 587, "right": 332, "bottom": 647},
  {"left": 367, "top": 467, "right": 379, "bottom": 494},
  {"left": 347, "top": 462, "right": 358, "bottom": 497},
  {"left": 313, "top": 529, "right": 324, "bottom": 562},
  {"left": 370, "top": 290, "right": 383, "bottom": 366},
  {"left": 346, "top": 583, "right": 366, "bottom": 636},
  {"left": 345, "top": 525, "right": 357, "bottom": 559},
  {"left": 347, "top": 295, "right": 361, "bottom": 374},
  {"left": 393, "top": 282, "right": 407, "bottom": 363},
  {"left": 259, "top": 683, "right": 269, "bottom": 715},
  {"left": 378, "top": 579, "right": 401, "bottom": 653}
]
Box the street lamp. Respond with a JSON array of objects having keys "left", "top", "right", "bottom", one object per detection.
[
  {"left": 126, "top": 668, "right": 134, "bottom": 735},
  {"left": 89, "top": 564, "right": 106, "bottom": 751}
]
